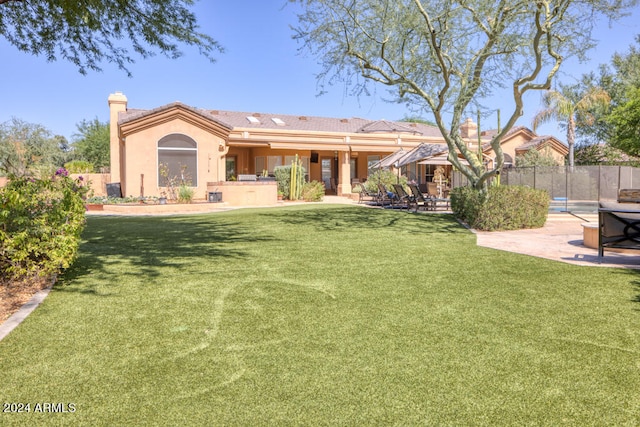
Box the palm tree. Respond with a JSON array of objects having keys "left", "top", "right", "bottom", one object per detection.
[{"left": 532, "top": 83, "right": 610, "bottom": 167}]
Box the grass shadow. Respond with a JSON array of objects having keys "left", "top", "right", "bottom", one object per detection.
[
  {"left": 266, "top": 204, "right": 466, "bottom": 235},
  {"left": 58, "top": 214, "right": 278, "bottom": 294}
]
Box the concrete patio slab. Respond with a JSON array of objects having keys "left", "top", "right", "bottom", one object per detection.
[{"left": 474, "top": 213, "right": 640, "bottom": 269}]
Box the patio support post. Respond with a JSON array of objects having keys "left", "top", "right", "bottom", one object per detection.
[
  {"left": 217, "top": 142, "right": 229, "bottom": 182},
  {"left": 337, "top": 151, "right": 352, "bottom": 196}
]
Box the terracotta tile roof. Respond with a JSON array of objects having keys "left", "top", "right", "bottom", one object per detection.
[
  {"left": 118, "top": 102, "right": 442, "bottom": 137},
  {"left": 120, "top": 102, "right": 233, "bottom": 130},
  {"left": 357, "top": 120, "right": 422, "bottom": 134},
  {"left": 517, "top": 135, "right": 554, "bottom": 150},
  {"left": 481, "top": 125, "right": 531, "bottom": 139}
]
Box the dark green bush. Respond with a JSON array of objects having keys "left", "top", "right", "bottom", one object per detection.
[
  {"left": 0, "top": 170, "right": 88, "bottom": 280},
  {"left": 451, "top": 185, "right": 549, "bottom": 231},
  {"left": 450, "top": 186, "right": 484, "bottom": 224},
  {"left": 300, "top": 180, "right": 325, "bottom": 202},
  {"left": 274, "top": 164, "right": 306, "bottom": 200}
]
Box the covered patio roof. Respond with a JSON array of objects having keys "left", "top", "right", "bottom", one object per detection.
[
  {"left": 369, "top": 149, "right": 410, "bottom": 169},
  {"left": 372, "top": 143, "right": 448, "bottom": 169},
  {"left": 395, "top": 143, "right": 448, "bottom": 167},
  {"left": 417, "top": 153, "right": 470, "bottom": 166}
]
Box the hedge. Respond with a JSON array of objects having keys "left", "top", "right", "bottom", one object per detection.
[{"left": 450, "top": 185, "right": 549, "bottom": 231}]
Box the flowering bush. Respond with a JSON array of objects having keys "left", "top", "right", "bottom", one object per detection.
[{"left": 0, "top": 170, "right": 88, "bottom": 280}]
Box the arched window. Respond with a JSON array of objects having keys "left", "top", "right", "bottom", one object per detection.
[
  {"left": 504, "top": 153, "right": 513, "bottom": 166},
  {"left": 158, "top": 134, "right": 198, "bottom": 187}
]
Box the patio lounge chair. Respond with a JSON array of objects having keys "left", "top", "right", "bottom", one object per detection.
[
  {"left": 355, "top": 183, "right": 379, "bottom": 205},
  {"left": 377, "top": 183, "right": 398, "bottom": 206},
  {"left": 392, "top": 184, "right": 414, "bottom": 209},
  {"left": 408, "top": 183, "right": 435, "bottom": 212}
]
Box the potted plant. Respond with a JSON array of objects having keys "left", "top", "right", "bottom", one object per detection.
[{"left": 158, "top": 191, "right": 168, "bottom": 205}]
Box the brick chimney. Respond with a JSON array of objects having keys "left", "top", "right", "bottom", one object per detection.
[
  {"left": 108, "top": 92, "right": 127, "bottom": 185},
  {"left": 459, "top": 117, "right": 478, "bottom": 139}
]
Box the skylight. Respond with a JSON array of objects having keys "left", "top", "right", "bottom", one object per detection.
[
  {"left": 246, "top": 116, "right": 260, "bottom": 124},
  {"left": 271, "top": 118, "right": 285, "bottom": 126}
]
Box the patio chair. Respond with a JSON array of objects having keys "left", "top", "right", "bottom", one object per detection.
[
  {"left": 426, "top": 182, "right": 451, "bottom": 210},
  {"left": 408, "top": 183, "right": 435, "bottom": 212},
  {"left": 392, "top": 184, "right": 414, "bottom": 209},
  {"left": 355, "top": 183, "right": 379, "bottom": 205}
]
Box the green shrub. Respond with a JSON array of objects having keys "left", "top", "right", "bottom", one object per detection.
[
  {"left": 274, "top": 166, "right": 291, "bottom": 198},
  {"left": 0, "top": 169, "right": 88, "bottom": 280},
  {"left": 274, "top": 164, "right": 306, "bottom": 200},
  {"left": 451, "top": 185, "right": 549, "bottom": 231},
  {"left": 364, "top": 169, "right": 407, "bottom": 193},
  {"left": 64, "top": 160, "right": 95, "bottom": 173},
  {"left": 450, "top": 186, "right": 484, "bottom": 224},
  {"left": 300, "top": 180, "right": 325, "bottom": 202},
  {"left": 86, "top": 195, "right": 147, "bottom": 204}
]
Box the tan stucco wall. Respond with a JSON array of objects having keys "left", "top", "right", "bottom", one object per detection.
[
  {"left": 208, "top": 181, "right": 278, "bottom": 206},
  {"left": 70, "top": 173, "right": 110, "bottom": 197},
  {"left": 537, "top": 144, "right": 567, "bottom": 164},
  {"left": 121, "top": 118, "right": 227, "bottom": 199},
  {"left": 493, "top": 134, "right": 528, "bottom": 164}
]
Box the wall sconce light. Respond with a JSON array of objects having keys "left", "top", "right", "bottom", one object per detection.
[{"left": 218, "top": 142, "right": 225, "bottom": 152}]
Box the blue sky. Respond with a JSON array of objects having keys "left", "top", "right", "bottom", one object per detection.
[{"left": 1, "top": 1, "right": 639, "bottom": 143}]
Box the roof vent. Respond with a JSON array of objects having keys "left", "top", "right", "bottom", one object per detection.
[
  {"left": 340, "top": 119, "right": 348, "bottom": 123},
  {"left": 298, "top": 116, "right": 308, "bottom": 121}
]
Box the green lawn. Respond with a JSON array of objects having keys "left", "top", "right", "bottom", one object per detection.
[{"left": 1, "top": 205, "right": 639, "bottom": 426}]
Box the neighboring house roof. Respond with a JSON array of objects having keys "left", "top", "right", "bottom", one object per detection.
[
  {"left": 481, "top": 125, "right": 535, "bottom": 140},
  {"left": 481, "top": 126, "right": 568, "bottom": 156},
  {"left": 515, "top": 135, "right": 569, "bottom": 157}
]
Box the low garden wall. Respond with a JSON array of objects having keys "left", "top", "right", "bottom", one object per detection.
[
  {"left": 70, "top": 173, "right": 110, "bottom": 197},
  {"left": 207, "top": 181, "right": 278, "bottom": 207}
]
